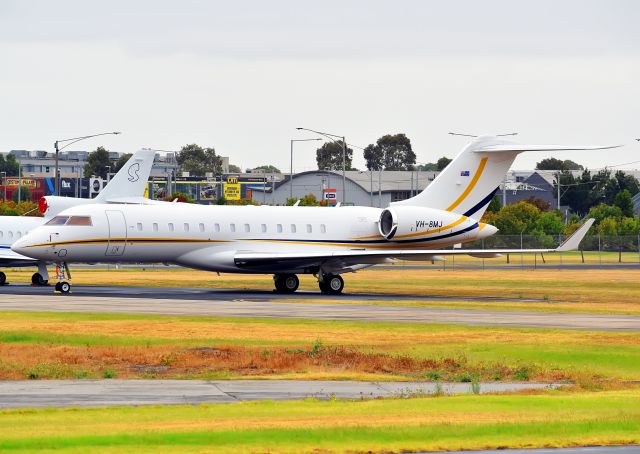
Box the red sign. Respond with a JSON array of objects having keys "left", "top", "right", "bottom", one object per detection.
[{"left": 323, "top": 188, "right": 337, "bottom": 205}]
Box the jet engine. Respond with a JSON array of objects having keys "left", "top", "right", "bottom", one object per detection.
[
  {"left": 377, "top": 206, "right": 479, "bottom": 242},
  {"left": 39, "top": 196, "right": 90, "bottom": 218}
]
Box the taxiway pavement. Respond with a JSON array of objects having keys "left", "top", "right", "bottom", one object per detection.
[
  {"left": 0, "top": 284, "right": 639, "bottom": 330},
  {"left": 0, "top": 380, "right": 560, "bottom": 408}
]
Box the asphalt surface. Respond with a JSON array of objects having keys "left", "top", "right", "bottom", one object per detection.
[
  {"left": 0, "top": 284, "right": 639, "bottom": 331},
  {"left": 0, "top": 380, "right": 560, "bottom": 408}
]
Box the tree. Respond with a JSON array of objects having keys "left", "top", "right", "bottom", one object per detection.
[
  {"left": 84, "top": 146, "right": 111, "bottom": 179},
  {"left": 536, "top": 158, "right": 583, "bottom": 171},
  {"left": 11, "top": 185, "right": 31, "bottom": 202},
  {"left": 0, "top": 154, "right": 19, "bottom": 176},
  {"left": 416, "top": 162, "right": 438, "bottom": 171},
  {"left": 176, "top": 144, "right": 222, "bottom": 177},
  {"left": 113, "top": 153, "right": 133, "bottom": 173},
  {"left": 524, "top": 196, "right": 551, "bottom": 212},
  {"left": 486, "top": 195, "right": 502, "bottom": 213},
  {"left": 316, "top": 141, "right": 353, "bottom": 171},
  {"left": 228, "top": 164, "right": 241, "bottom": 173},
  {"left": 614, "top": 189, "right": 635, "bottom": 217},
  {"left": 436, "top": 157, "right": 452, "bottom": 171},
  {"left": 363, "top": 134, "right": 416, "bottom": 171},
  {"left": 253, "top": 164, "right": 281, "bottom": 173}
]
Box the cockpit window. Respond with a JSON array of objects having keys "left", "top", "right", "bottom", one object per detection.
[
  {"left": 45, "top": 216, "right": 69, "bottom": 226},
  {"left": 67, "top": 216, "right": 93, "bottom": 226},
  {"left": 44, "top": 216, "right": 92, "bottom": 226}
]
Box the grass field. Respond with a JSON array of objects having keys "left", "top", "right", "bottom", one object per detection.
[
  {"left": 0, "top": 389, "right": 639, "bottom": 453},
  {"left": 0, "top": 311, "right": 638, "bottom": 382}
]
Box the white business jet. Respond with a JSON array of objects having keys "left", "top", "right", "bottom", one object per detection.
[
  {"left": 0, "top": 149, "right": 157, "bottom": 285},
  {"left": 13, "top": 136, "right": 608, "bottom": 294}
]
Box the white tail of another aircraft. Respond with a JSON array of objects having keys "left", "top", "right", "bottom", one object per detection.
[
  {"left": 95, "top": 149, "right": 156, "bottom": 201},
  {"left": 393, "top": 136, "right": 619, "bottom": 219}
]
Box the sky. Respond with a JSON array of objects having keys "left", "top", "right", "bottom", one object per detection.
[{"left": 0, "top": 0, "right": 638, "bottom": 172}]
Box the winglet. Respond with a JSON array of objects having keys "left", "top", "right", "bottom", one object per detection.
[{"left": 556, "top": 219, "right": 595, "bottom": 252}]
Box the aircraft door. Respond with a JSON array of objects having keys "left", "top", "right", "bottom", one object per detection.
[{"left": 105, "top": 210, "right": 127, "bottom": 256}]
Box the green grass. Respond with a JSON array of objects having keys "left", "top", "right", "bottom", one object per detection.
[{"left": 0, "top": 390, "right": 639, "bottom": 452}]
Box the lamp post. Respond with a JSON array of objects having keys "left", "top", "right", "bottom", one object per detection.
[
  {"left": 106, "top": 166, "right": 111, "bottom": 185},
  {"left": 290, "top": 138, "right": 322, "bottom": 200},
  {"left": 296, "top": 127, "right": 348, "bottom": 204},
  {"left": 0, "top": 171, "right": 5, "bottom": 202},
  {"left": 54, "top": 131, "right": 121, "bottom": 196}
]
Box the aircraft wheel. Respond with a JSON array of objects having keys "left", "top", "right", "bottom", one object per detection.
[
  {"left": 274, "top": 274, "right": 299, "bottom": 293},
  {"left": 32, "top": 273, "right": 48, "bottom": 286},
  {"left": 320, "top": 274, "right": 344, "bottom": 295},
  {"left": 54, "top": 282, "right": 61, "bottom": 292},
  {"left": 59, "top": 282, "right": 71, "bottom": 294},
  {"left": 0, "top": 272, "right": 6, "bottom": 286}
]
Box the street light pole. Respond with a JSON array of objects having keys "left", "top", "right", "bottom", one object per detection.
[
  {"left": 290, "top": 138, "right": 321, "bottom": 200},
  {"left": 54, "top": 131, "right": 121, "bottom": 196},
  {"left": 296, "top": 127, "right": 348, "bottom": 204}
]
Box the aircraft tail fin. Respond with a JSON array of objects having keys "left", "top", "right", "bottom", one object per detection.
[
  {"left": 393, "top": 136, "right": 619, "bottom": 219},
  {"left": 95, "top": 149, "right": 156, "bottom": 201}
]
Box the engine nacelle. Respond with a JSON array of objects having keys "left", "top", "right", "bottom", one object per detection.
[
  {"left": 378, "top": 206, "right": 479, "bottom": 243},
  {"left": 40, "top": 196, "right": 92, "bottom": 219}
]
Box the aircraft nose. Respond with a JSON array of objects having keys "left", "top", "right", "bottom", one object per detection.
[
  {"left": 11, "top": 236, "right": 30, "bottom": 255},
  {"left": 477, "top": 222, "right": 499, "bottom": 239}
]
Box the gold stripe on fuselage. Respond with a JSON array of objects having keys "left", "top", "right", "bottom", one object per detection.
[{"left": 24, "top": 238, "right": 230, "bottom": 248}]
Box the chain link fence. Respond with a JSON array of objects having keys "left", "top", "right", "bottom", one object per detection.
[{"left": 393, "top": 235, "right": 640, "bottom": 268}]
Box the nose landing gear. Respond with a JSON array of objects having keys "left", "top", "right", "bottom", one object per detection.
[{"left": 54, "top": 262, "right": 72, "bottom": 294}]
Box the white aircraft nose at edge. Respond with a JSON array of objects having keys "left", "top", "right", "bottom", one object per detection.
[
  {"left": 13, "top": 135, "right": 616, "bottom": 294},
  {"left": 0, "top": 149, "right": 157, "bottom": 286}
]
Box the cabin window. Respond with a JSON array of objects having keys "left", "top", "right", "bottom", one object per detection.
[
  {"left": 306, "top": 224, "right": 312, "bottom": 233},
  {"left": 183, "top": 223, "right": 190, "bottom": 232},
  {"left": 230, "top": 223, "right": 236, "bottom": 232},
  {"left": 277, "top": 224, "right": 283, "bottom": 233},
  {"left": 199, "top": 223, "right": 205, "bottom": 232},
  {"left": 136, "top": 223, "right": 143, "bottom": 231},
  {"left": 261, "top": 224, "right": 267, "bottom": 233},
  {"left": 8, "top": 231, "right": 13, "bottom": 239},
  {"left": 168, "top": 223, "right": 174, "bottom": 232},
  {"left": 0, "top": 231, "right": 3, "bottom": 238},
  {"left": 320, "top": 224, "right": 327, "bottom": 234},
  {"left": 214, "top": 223, "right": 220, "bottom": 233},
  {"left": 67, "top": 216, "right": 92, "bottom": 226},
  {"left": 16, "top": 231, "right": 21, "bottom": 238},
  {"left": 290, "top": 224, "right": 296, "bottom": 233},
  {"left": 45, "top": 216, "right": 69, "bottom": 226},
  {"left": 152, "top": 223, "right": 159, "bottom": 232},
  {"left": 244, "top": 223, "right": 250, "bottom": 233}
]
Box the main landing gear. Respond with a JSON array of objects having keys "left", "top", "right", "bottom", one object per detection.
[
  {"left": 0, "top": 271, "right": 6, "bottom": 286},
  {"left": 273, "top": 274, "right": 299, "bottom": 293},
  {"left": 54, "top": 262, "right": 72, "bottom": 294},
  {"left": 318, "top": 274, "right": 344, "bottom": 295},
  {"left": 273, "top": 273, "right": 345, "bottom": 295},
  {"left": 32, "top": 263, "right": 50, "bottom": 286}
]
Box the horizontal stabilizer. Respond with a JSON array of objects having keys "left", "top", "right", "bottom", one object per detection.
[{"left": 475, "top": 144, "right": 621, "bottom": 153}]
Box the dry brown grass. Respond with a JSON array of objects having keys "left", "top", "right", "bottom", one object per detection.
[{"left": 0, "top": 343, "right": 571, "bottom": 382}]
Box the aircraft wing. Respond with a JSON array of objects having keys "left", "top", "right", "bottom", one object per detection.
[
  {"left": 0, "top": 248, "right": 37, "bottom": 267},
  {"left": 234, "top": 219, "right": 594, "bottom": 270}
]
